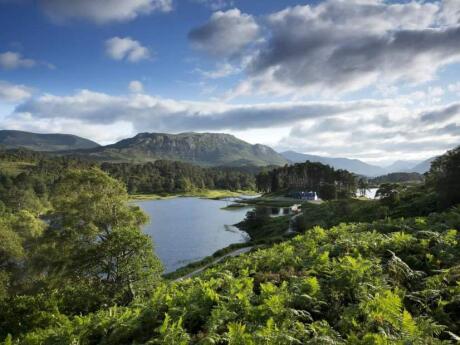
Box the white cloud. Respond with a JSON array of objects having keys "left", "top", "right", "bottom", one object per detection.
[
  {"left": 129, "top": 80, "right": 144, "bottom": 93},
  {"left": 3, "top": 88, "right": 459, "bottom": 161},
  {"left": 105, "top": 37, "right": 151, "bottom": 62},
  {"left": 8, "top": 89, "right": 387, "bottom": 135},
  {"left": 194, "top": 0, "right": 460, "bottom": 98},
  {"left": 192, "top": 0, "right": 234, "bottom": 10},
  {"left": 0, "top": 81, "right": 33, "bottom": 102},
  {"left": 0, "top": 51, "right": 35, "bottom": 70},
  {"left": 448, "top": 82, "right": 460, "bottom": 94},
  {"left": 40, "top": 0, "right": 172, "bottom": 24},
  {"left": 196, "top": 62, "right": 240, "bottom": 79},
  {"left": 189, "top": 9, "right": 260, "bottom": 57}
]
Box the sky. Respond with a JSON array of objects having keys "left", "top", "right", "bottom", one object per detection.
[{"left": 0, "top": 0, "right": 459, "bottom": 166}]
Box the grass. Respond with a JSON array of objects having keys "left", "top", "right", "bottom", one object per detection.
[
  {"left": 129, "top": 189, "right": 258, "bottom": 201},
  {"left": 236, "top": 196, "right": 302, "bottom": 207},
  {"left": 237, "top": 214, "right": 291, "bottom": 241},
  {"left": 163, "top": 242, "right": 255, "bottom": 280},
  {"left": 0, "top": 161, "right": 35, "bottom": 176},
  {"left": 221, "top": 203, "right": 250, "bottom": 210}
]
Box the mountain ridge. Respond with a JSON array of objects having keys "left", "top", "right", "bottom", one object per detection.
[
  {"left": 281, "top": 150, "right": 387, "bottom": 176},
  {"left": 0, "top": 130, "right": 100, "bottom": 152},
  {"left": 75, "top": 132, "right": 289, "bottom": 167}
]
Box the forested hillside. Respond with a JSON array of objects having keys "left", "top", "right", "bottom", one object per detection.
[
  {"left": 0, "top": 149, "right": 256, "bottom": 195},
  {"left": 369, "top": 172, "right": 424, "bottom": 185},
  {"left": 256, "top": 161, "right": 357, "bottom": 199},
  {"left": 101, "top": 161, "right": 255, "bottom": 194}
]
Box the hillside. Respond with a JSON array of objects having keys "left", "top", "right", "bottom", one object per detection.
[
  {"left": 369, "top": 172, "right": 424, "bottom": 185},
  {"left": 79, "top": 132, "right": 288, "bottom": 167},
  {"left": 410, "top": 156, "right": 436, "bottom": 173},
  {"left": 0, "top": 130, "right": 100, "bottom": 152},
  {"left": 384, "top": 159, "right": 420, "bottom": 173},
  {"left": 281, "top": 150, "right": 386, "bottom": 176}
]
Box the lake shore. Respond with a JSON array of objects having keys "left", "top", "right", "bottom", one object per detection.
[{"left": 129, "top": 189, "right": 258, "bottom": 201}]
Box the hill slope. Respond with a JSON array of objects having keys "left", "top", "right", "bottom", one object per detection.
[
  {"left": 410, "top": 156, "right": 436, "bottom": 173},
  {"left": 384, "top": 160, "right": 421, "bottom": 173},
  {"left": 81, "top": 132, "right": 288, "bottom": 167},
  {"left": 281, "top": 150, "right": 386, "bottom": 176},
  {"left": 0, "top": 130, "right": 100, "bottom": 152}
]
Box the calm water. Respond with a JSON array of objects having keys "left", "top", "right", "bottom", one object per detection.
[
  {"left": 365, "top": 188, "right": 379, "bottom": 199},
  {"left": 136, "top": 198, "right": 251, "bottom": 273}
]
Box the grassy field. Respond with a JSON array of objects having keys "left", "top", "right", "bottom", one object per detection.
[
  {"left": 129, "top": 189, "right": 258, "bottom": 201},
  {"left": 0, "top": 161, "right": 35, "bottom": 176},
  {"left": 236, "top": 195, "right": 302, "bottom": 207}
]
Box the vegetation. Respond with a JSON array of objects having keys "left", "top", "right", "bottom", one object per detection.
[
  {"left": 4, "top": 207, "right": 460, "bottom": 344},
  {"left": 101, "top": 160, "right": 256, "bottom": 195},
  {"left": 427, "top": 146, "right": 460, "bottom": 208},
  {"left": 0, "top": 149, "right": 256, "bottom": 196},
  {"left": 256, "top": 161, "right": 357, "bottom": 200},
  {"left": 0, "top": 145, "right": 459, "bottom": 344},
  {"left": 237, "top": 207, "right": 291, "bottom": 241},
  {"left": 0, "top": 167, "right": 163, "bottom": 339},
  {"left": 369, "top": 172, "right": 424, "bottom": 185}
]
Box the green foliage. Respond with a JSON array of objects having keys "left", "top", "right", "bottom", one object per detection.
[
  {"left": 426, "top": 145, "right": 460, "bottom": 208},
  {"left": 238, "top": 207, "right": 290, "bottom": 240},
  {"left": 2, "top": 143, "right": 460, "bottom": 344},
  {"left": 376, "top": 183, "right": 401, "bottom": 207},
  {"left": 39, "top": 169, "right": 163, "bottom": 307},
  {"left": 101, "top": 160, "right": 256, "bottom": 194},
  {"left": 8, "top": 207, "right": 460, "bottom": 344},
  {"left": 369, "top": 172, "right": 424, "bottom": 185},
  {"left": 255, "top": 161, "right": 357, "bottom": 200},
  {"left": 0, "top": 166, "right": 164, "bottom": 339}
]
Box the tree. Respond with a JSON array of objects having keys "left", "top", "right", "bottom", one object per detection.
[
  {"left": 39, "top": 169, "right": 163, "bottom": 307},
  {"left": 0, "top": 210, "right": 44, "bottom": 300},
  {"left": 376, "top": 183, "right": 400, "bottom": 207},
  {"left": 358, "top": 178, "right": 369, "bottom": 197},
  {"left": 427, "top": 146, "right": 460, "bottom": 208}
]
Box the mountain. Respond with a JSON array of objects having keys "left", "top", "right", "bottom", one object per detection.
[
  {"left": 78, "top": 132, "right": 288, "bottom": 167},
  {"left": 410, "top": 157, "right": 436, "bottom": 174},
  {"left": 384, "top": 160, "right": 421, "bottom": 173},
  {"left": 0, "top": 130, "right": 100, "bottom": 152},
  {"left": 281, "top": 150, "right": 386, "bottom": 176}
]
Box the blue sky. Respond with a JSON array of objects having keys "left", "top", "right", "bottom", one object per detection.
[
  {"left": 0, "top": 0, "right": 303, "bottom": 98},
  {"left": 1, "top": 0, "right": 460, "bottom": 165}
]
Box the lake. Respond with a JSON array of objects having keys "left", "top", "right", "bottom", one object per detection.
[
  {"left": 366, "top": 188, "right": 379, "bottom": 199},
  {"left": 136, "top": 197, "right": 251, "bottom": 273}
]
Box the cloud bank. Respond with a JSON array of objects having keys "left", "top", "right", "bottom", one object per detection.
[
  {"left": 190, "top": 0, "right": 460, "bottom": 97},
  {"left": 2, "top": 89, "right": 459, "bottom": 161},
  {"left": 0, "top": 81, "right": 32, "bottom": 102},
  {"left": 189, "top": 9, "right": 259, "bottom": 57},
  {"left": 40, "top": 0, "right": 172, "bottom": 23}
]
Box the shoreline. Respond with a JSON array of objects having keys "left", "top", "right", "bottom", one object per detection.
[{"left": 129, "top": 189, "right": 259, "bottom": 201}]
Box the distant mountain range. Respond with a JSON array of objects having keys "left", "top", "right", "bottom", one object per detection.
[
  {"left": 384, "top": 160, "right": 420, "bottom": 173},
  {"left": 409, "top": 157, "right": 436, "bottom": 174},
  {"left": 0, "top": 129, "right": 440, "bottom": 174},
  {"left": 0, "top": 130, "right": 100, "bottom": 151},
  {"left": 70, "top": 132, "right": 289, "bottom": 167},
  {"left": 281, "top": 151, "right": 387, "bottom": 176},
  {"left": 281, "top": 150, "right": 436, "bottom": 176}
]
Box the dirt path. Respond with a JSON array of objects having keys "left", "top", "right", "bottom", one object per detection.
[{"left": 174, "top": 246, "right": 256, "bottom": 281}]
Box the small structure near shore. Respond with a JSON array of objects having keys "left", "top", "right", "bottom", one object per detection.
[{"left": 289, "top": 191, "right": 318, "bottom": 201}]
